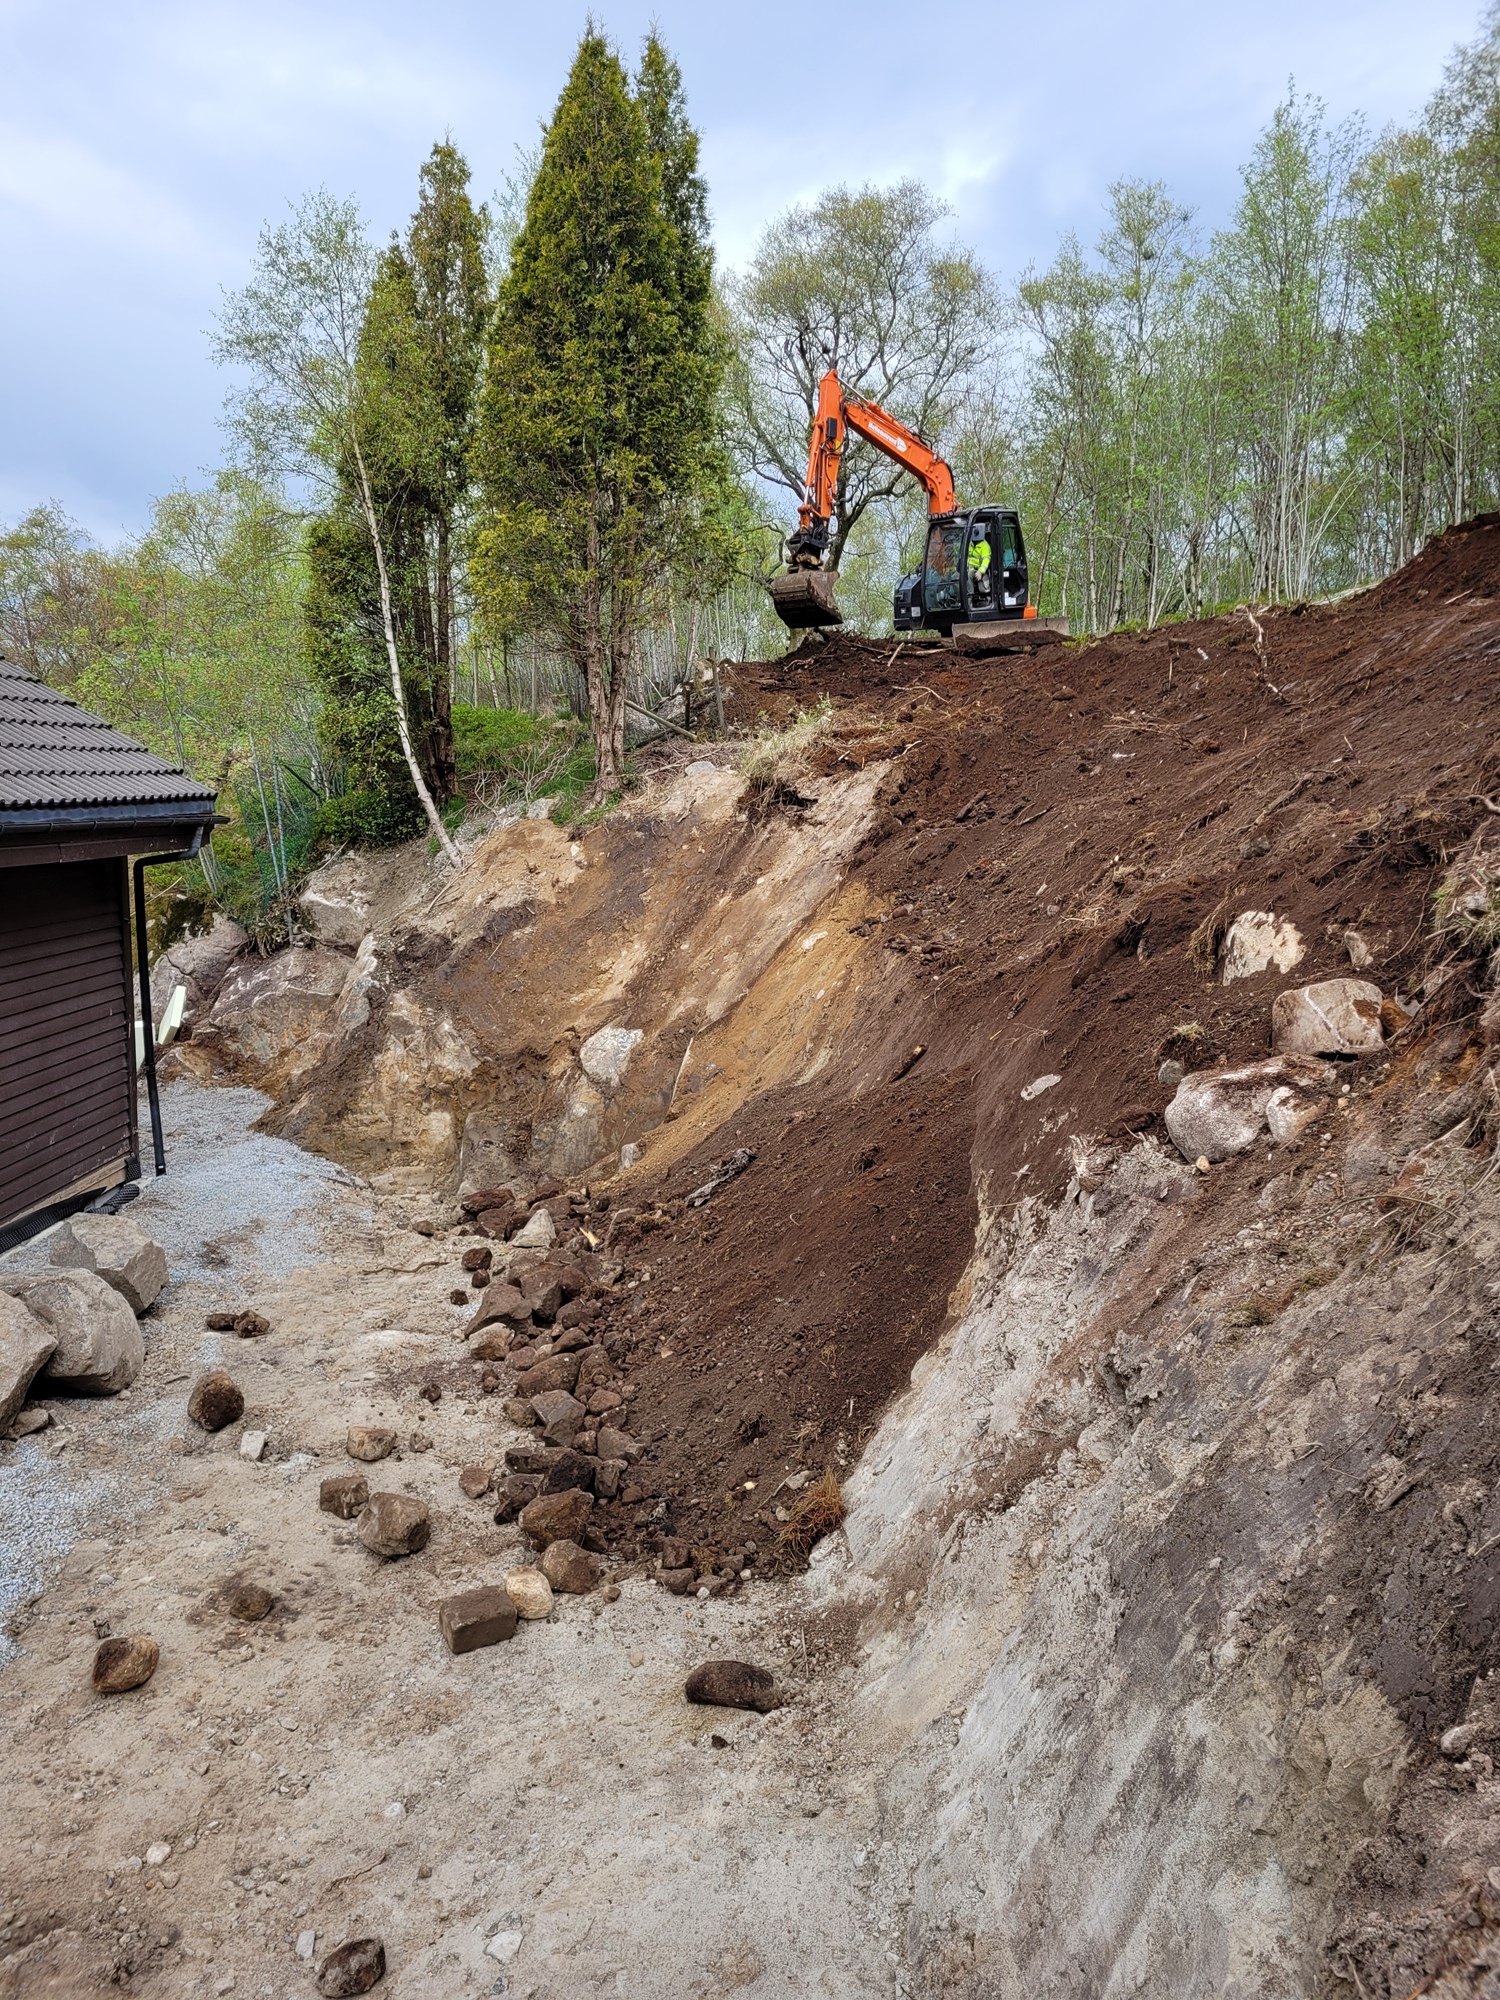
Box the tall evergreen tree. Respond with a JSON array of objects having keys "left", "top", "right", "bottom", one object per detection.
[{"left": 472, "top": 31, "right": 722, "bottom": 797}]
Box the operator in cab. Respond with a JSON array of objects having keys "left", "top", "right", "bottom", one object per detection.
[{"left": 967, "top": 525, "right": 993, "bottom": 604}]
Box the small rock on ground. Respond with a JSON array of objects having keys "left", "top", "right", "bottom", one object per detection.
[
  {"left": 92, "top": 1634, "right": 159, "bottom": 1694},
  {"left": 519, "top": 1487, "right": 593, "bottom": 1548},
  {"left": 684, "top": 1659, "right": 783, "bottom": 1714},
  {"left": 438, "top": 1585, "right": 518, "bottom": 1654},
  {"left": 345, "top": 1425, "right": 397, "bottom": 1463},
  {"left": 320, "top": 1473, "right": 369, "bottom": 1519},
  {"left": 504, "top": 1568, "right": 554, "bottom": 1620},
  {"left": 357, "top": 1492, "right": 431, "bottom": 1559},
  {"left": 316, "top": 1936, "right": 386, "bottom": 1996},
  {"left": 540, "top": 1539, "right": 600, "bottom": 1594}
]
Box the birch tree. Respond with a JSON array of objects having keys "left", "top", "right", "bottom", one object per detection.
[{"left": 215, "top": 192, "right": 461, "bottom": 865}]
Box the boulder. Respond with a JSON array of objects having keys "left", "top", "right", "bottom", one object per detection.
[
  {"left": 540, "top": 1539, "right": 600, "bottom": 1594},
  {"left": 4, "top": 1269, "right": 143, "bottom": 1394},
  {"left": 0, "top": 1294, "right": 56, "bottom": 1428},
  {"left": 204, "top": 946, "right": 350, "bottom": 1078},
  {"left": 504, "top": 1567, "right": 554, "bottom": 1620},
  {"left": 1266, "top": 1074, "right": 1327, "bottom": 1144},
  {"left": 1163, "top": 1060, "right": 1290, "bottom": 1164},
  {"left": 579, "top": 1025, "right": 643, "bottom": 1090},
  {"left": 92, "top": 1634, "right": 159, "bottom": 1694},
  {"left": 519, "top": 1486, "right": 594, "bottom": 1549},
  {"left": 149, "top": 913, "right": 248, "bottom": 1029},
  {"left": 1219, "top": 910, "right": 1304, "bottom": 985},
  {"left": 684, "top": 1659, "right": 783, "bottom": 1714},
  {"left": 438, "top": 1585, "right": 518, "bottom": 1654},
  {"left": 187, "top": 1369, "right": 244, "bottom": 1431},
  {"left": 49, "top": 1213, "right": 168, "bottom": 1312},
  {"left": 357, "top": 1492, "right": 430, "bottom": 1558},
  {"left": 458, "top": 1463, "right": 493, "bottom": 1499},
  {"left": 299, "top": 852, "right": 378, "bottom": 951},
  {"left": 1271, "top": 978, "right": 1385, "bottom": 1055}
]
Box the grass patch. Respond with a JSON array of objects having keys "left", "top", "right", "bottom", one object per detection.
[
  {"left": 1187, "top": 906, "right": 1227, "bottom": 980},
  {"left": 736, "top": 697, "right": 833, "bottom": 799},
  {"left": 453, "top": 702, "right": 595, "bottom": 818},
  {"left": 1227, "top": 1294, "right": 1281, "bottom": 1329},
  {"left": 779, "top": 1467, "right": 847, "bottom": 1561}
]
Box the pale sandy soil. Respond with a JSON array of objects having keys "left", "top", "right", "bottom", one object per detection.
[{"left": 0, "top": 1081, "right": 884, "bottom": 2000}]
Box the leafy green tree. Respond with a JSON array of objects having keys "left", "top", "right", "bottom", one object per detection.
[
  {"left": 472, "top": 30, "right": 724, "bottom": 797},
  {"left": 0, "top": 503, "right": 111, "bottom": 689},
  {"left": 215, "top": 191, "right": 462, "bottom": 864},
  {"left": 1207, "top": 93, "right": 1365, "bottom": 601},
  {"left": 727, "top": 181, "right": 997, "bottom": 573}
]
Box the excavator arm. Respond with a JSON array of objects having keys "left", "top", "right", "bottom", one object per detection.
[{"left": 771, "top": 368, "right": 957, "bottom": 629}]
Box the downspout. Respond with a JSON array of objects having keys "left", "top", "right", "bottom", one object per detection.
[{"left": 132, "top": 828, "right": 208, "bottom": 1177}]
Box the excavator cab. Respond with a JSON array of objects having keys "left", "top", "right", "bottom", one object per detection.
[{"left": 893, "top": 508, "right": 1029, "bottom": 634}]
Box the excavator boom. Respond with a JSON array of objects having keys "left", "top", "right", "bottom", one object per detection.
[{"left": 768, "top": 369, "right": 957, "bottom": 630}]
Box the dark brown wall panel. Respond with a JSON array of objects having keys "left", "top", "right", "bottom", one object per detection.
[{"left": 0, "top": 860, "right": 135, "bottom": 1229}]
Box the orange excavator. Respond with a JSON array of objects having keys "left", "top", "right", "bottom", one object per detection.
[{"left": 768, "top": 367, "right": 1037, "bottom": 637}]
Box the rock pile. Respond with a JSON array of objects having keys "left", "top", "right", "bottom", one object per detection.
[
  {"left": 1, "top": 1215, "right": 168, "bottom": 1435},
  {"left": 1162, "top": 970, "right": 1405, "bottom": 1167}
]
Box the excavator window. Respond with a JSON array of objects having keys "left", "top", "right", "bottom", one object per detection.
[{"left": 924, "top": 522, "right": 965, "bottom": 616}]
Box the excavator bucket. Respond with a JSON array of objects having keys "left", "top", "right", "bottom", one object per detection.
[{"left": 768, "top": 568, "right": 843, "bottom": 631}]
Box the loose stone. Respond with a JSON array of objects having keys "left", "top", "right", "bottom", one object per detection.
[
  {"left": 357, "top": 1493, "right": 431, "bottom": 1559},
  {"left": 504, "top": 1568, "right": 554, "bottom": 1620},
  {"left": 315, "top": 1937, "right": 386, "bottom": 1996},
  {"left": 346, "top": 1425, "right": 397, "bottom": 1463},
  {"left": 92, "top": 1634, "right": 159, "bottom": 1694},
  {"left": 438, "top": 1585, "right": 518, "bottom": 1654},
  {"left": 320, "top": 1473, "right": 369, "bottom": 1519},
  {"left": 684, "top": 1659, "right": 783, "bottom": 1714}
]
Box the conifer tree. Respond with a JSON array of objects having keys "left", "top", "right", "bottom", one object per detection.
[{"left": 473, "top": 31, "right": 722, "bottom": 797}]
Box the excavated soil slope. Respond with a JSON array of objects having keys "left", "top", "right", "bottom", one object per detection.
[
  {"left": 174, "top": 519, "right": 1500, "bottom": 1993},
  {"left": 605, "top": 520, "right": 1500, "bottom": 1569}
]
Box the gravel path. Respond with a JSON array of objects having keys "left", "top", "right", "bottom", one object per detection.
[{"left": 0, "top": 1078, "right": 366, "bottom": 1656}]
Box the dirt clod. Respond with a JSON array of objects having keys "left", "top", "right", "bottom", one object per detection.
[
  {"left": 186, "top": 1369, "right": 243, "bottom": 1431},
  {"left": 684, "top": 1660, "right": 783, "bottom": 1714}
]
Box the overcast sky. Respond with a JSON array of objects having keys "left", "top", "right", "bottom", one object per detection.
[{"left": 0, "top": 0, "right": 1483, "bottom": 541}]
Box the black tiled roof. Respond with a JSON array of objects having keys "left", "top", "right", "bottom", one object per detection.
[{"left": 0, "top": 657, "right": 217, "bottom": 813}]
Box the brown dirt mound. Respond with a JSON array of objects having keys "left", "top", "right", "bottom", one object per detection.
[{"left": 599, "top": 517, "right": 1500, "bottom": 1573}]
